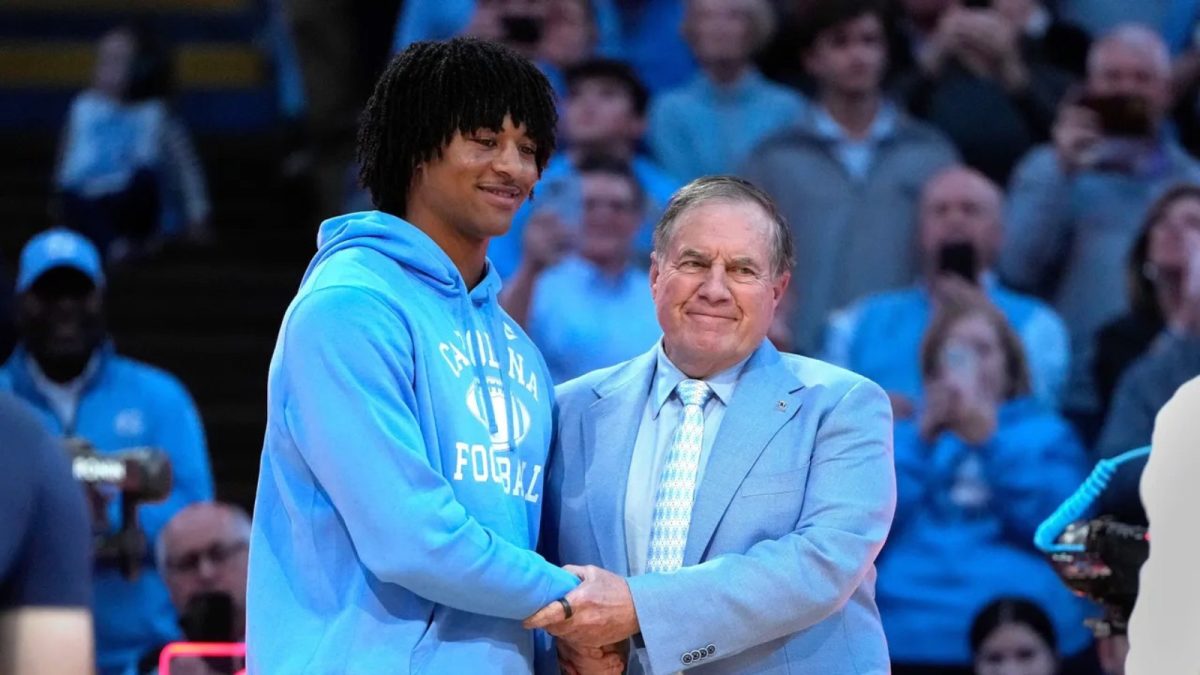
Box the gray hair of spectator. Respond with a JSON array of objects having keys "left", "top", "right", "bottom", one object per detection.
[
  {"left": 919, "top": 165, "right": 1004, "bottom": 224},
  {"left": 652, "top": 175, "right": 795, "bottom": 277},
  {"left": 1088, "top": 24, "right": 1171, "bottom": 79},
  {"left": 682, "top": 0, "right": 778, "bottom": 53},
  {"left": 155, "top": 502, "right": 252, "bottom": 573}
]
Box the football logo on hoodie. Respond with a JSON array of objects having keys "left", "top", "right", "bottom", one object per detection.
[{"left": 466, "top": 375, "right": 531, "bottom": 451}]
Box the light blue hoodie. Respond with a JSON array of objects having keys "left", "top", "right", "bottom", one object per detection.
[{"left": 246, "top": 210, "right": 579, "bottom": 674}]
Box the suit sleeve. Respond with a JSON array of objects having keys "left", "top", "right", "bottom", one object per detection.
[
  {"left": 626, "top": 380, "right": 896, "bottom": 673},
  {"left": 281, "top": 286, "right": 578, "bottom": 619}
]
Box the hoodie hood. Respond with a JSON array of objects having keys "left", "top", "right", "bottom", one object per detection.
[
  {"left": 305, "top": 210, "right": 503, "bottom": 301},
  {"left": 305, "top": 210, "right": 511, "bottom": 438}
]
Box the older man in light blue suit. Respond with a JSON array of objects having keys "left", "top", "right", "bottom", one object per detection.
[{"left": 526, "top": 176, "right": 896, "bottom": 674}]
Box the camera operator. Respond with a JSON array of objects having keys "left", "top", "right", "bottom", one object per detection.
[
  {"left": 0, "top": 228, "right": 213, "bottom": 675},
  {"left": 0, "top": 392, "right": 93, "bottom": 675},
  {"left": 1000, "top": 25, "right": 1200, "bottom": 436}
]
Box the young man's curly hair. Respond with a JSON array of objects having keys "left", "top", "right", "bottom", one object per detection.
[{"left": 357, "top": 37, "right": 558, "bottom": 216}]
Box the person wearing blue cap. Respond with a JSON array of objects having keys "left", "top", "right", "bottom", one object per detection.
[{"left": 0, "top": 228, "right": 214, "bottom": 675}]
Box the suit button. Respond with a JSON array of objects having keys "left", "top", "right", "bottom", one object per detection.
[
  {"left": 682, "top": 653, "right": 693, "bottom": 665},
  {"left": 706, "top": 644, "right": 716, "bottom": 656},
  {"left": 692, "top": 649, "right": 703, "bottom": 660}
]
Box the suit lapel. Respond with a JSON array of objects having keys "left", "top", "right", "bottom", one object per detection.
[
  {"left": 683, "top": 343, "right": 804, "bottom": 565},
  {"left": 582, "top": 351, "right": 656, "bottom": 577}
]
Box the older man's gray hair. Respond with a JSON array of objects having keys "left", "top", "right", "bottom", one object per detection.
[{"left": 652, "top": 175, "right": 796, "bottom": 277}]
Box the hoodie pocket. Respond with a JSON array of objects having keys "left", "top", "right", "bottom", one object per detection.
[{"left": 409, "top": 604, "right": 440, "bottom": 674}]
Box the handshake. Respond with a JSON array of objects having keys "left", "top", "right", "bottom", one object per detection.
[{"left": 523, "top": 565, "right": 640, "bottom": 675}]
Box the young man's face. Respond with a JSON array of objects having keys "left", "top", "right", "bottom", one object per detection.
[
  {"left": 804, "top": 13, "right": 887, "bottom": 98},
  {"left": 564, "top": 77, "right": 644, "bottom": 147},
  {"left": 407, "top": 115, "right": 540, "bottom": 244}
]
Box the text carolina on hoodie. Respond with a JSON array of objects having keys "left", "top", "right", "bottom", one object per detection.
[{"left": 246, "top": 211, "right": 580, "bottom": 674}]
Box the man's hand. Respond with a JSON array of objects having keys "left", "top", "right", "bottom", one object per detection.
[
  {"left": 953, "top": 9, "right": 1027, "bottom": 89},
  {"left": 521, "top": 209, "right": 572, "bottom": 275},
  {"left": 557, "top": 639, "right": 628, "bottom": 675},
  {"left": 930, "top": 273, "right": 987, "bottom": 307},
  {"left": 1052, "top": 103, "right": 1102, "bottom": 173},
  {"left": 523, "top": 565, "right": 640, "bottom": 648}
]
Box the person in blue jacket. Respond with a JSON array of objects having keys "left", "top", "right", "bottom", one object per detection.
[
  {"left": 0, "top": 228, "right": 213, "bottom": 675},
  {"left": 245, "top": 38, "right": 591, "bottom": 674},
  {"left": 876, "top": 297, "right": 1096, "bottom": 674}
]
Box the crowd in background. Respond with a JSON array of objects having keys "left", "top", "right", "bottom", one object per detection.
[{"left": 6, "top": 0, "right": 1200, "bottom": 673}]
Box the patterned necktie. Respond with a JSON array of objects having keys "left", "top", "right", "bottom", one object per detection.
[{"left": 646, "top": 379, "right": 714, "bottom": 574}]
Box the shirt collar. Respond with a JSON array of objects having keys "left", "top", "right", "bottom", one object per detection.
[
  {"left": 811, "top": 101, "right": 897, "bottom": 144},
  {"left": 25, "top": 351, "right": 100, "bottom": 400},
  {"left": 650, "top": 340, "right": 751, "bottom": 419},
  {"left": 695, "top": 68, "right": 767, "bottom": 100}
]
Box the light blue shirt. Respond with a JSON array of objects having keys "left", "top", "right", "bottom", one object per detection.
[
  {"left": 648, "top": 70, "right": 807, "bottom": 182},
  {"left": 527, "top": 256, "right": 661, "bottom": 383},
  {"left": 811, "top": 102, "right": 897, "bottom": 182},
  {"left": 822, "top": 274, "right": 1071, "bottom": 408},
  {"left": 624, "top": 344, "right": 750, "bottom": 576}
]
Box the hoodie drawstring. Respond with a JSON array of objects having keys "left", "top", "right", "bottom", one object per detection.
[
  {"left": 461, "top": 291, "right": 500, "bottom": 437},
  {"left": 484, "top": 286, "right": 516, "bottom": 451}
]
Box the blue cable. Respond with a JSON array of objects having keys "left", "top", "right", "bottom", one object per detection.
[{"left": 1033, "top": 445, "right": 1152, "bottom": 554}]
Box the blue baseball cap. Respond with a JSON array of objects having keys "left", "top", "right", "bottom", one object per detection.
[{"left": 16, "top": 228, "right": 105, "bottom": 293}]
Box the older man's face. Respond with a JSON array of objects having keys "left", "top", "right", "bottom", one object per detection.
[
  {"left": 162, "top": 508, "right": 249, "bottom": 633},
  {"left": 1088, "top": 40, "right": 1171, "bottom": 119},
  {"left": 918, "top": 169, "right": 1003, "bottom": 272},
  {"left": 651, "top": 200, "right": 789, "bottom": 378}
]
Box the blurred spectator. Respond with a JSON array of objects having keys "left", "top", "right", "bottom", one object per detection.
[
  {"left": 1091, "top": 185, "right": 1200, "bottom": 425},
  {"left": 970, "top": 597, "right": 1060, "bottom": 675},
  {"left": 0, "top": 229, "right": 214, "bottom": 675},
  {"left": 739, "top": 0, "right": 958, "bottom": 355},
  {"left": 1094, "top": 207, "right": 1200, "bottom": 523},
  {"left": 647, "top": 0, "right": 806, "bottom": 181},
  {"left": 55, "top": 24, "right": 210, "bottom": 262},
  {"left": 824, "top": 166, "right": 1069, "bottom": 417},
  {"left": 539, "top": 0, "right": 604, "bottom": 97},
  {"left": 501, "top": 156, "right": 660, "bottom": 382},
  {"left": 131, "top": 502, "right": 250, "bottom": 675},
  {"left": 491, "top": 59, "right": 681, "bottom": 278},
  {"left": 889, "top": 0, "right": 1089, "bottom": 79},
  {"left": 894, "top": 0, "right": 1079, "bottom": 182},
  {"left": 392, "top": 0, "right": 618, "bottom": 58},
  {"left": 392, "top": 0, "right": 694, "bottom": 93},
  {"left": 0, "top": 392, "right": 93, "bottom": 675},
  {"left": 1055, "top": 0, "right": 1200, "bottom": 50},
  {"left": 877, "top": 298, "right": 1093, "bottom": 674},
  {"left": 284, "top": 0, "right": 400, "bottom": 219},
  {"left": 999, "top": 24, "right": 1200, "bottom": 423}
]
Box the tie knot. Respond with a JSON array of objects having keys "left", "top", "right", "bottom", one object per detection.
[{"left": 676, "top": 379, "right": 713, "bottom": 408}]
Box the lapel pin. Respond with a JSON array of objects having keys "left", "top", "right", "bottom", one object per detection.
[{"left": 776, "top": 400, "right": 788, "bottom": 412}]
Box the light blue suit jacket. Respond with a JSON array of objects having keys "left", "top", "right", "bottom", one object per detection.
[{"left": 542, "top": 341, "right": 896, "bottom": 674}]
